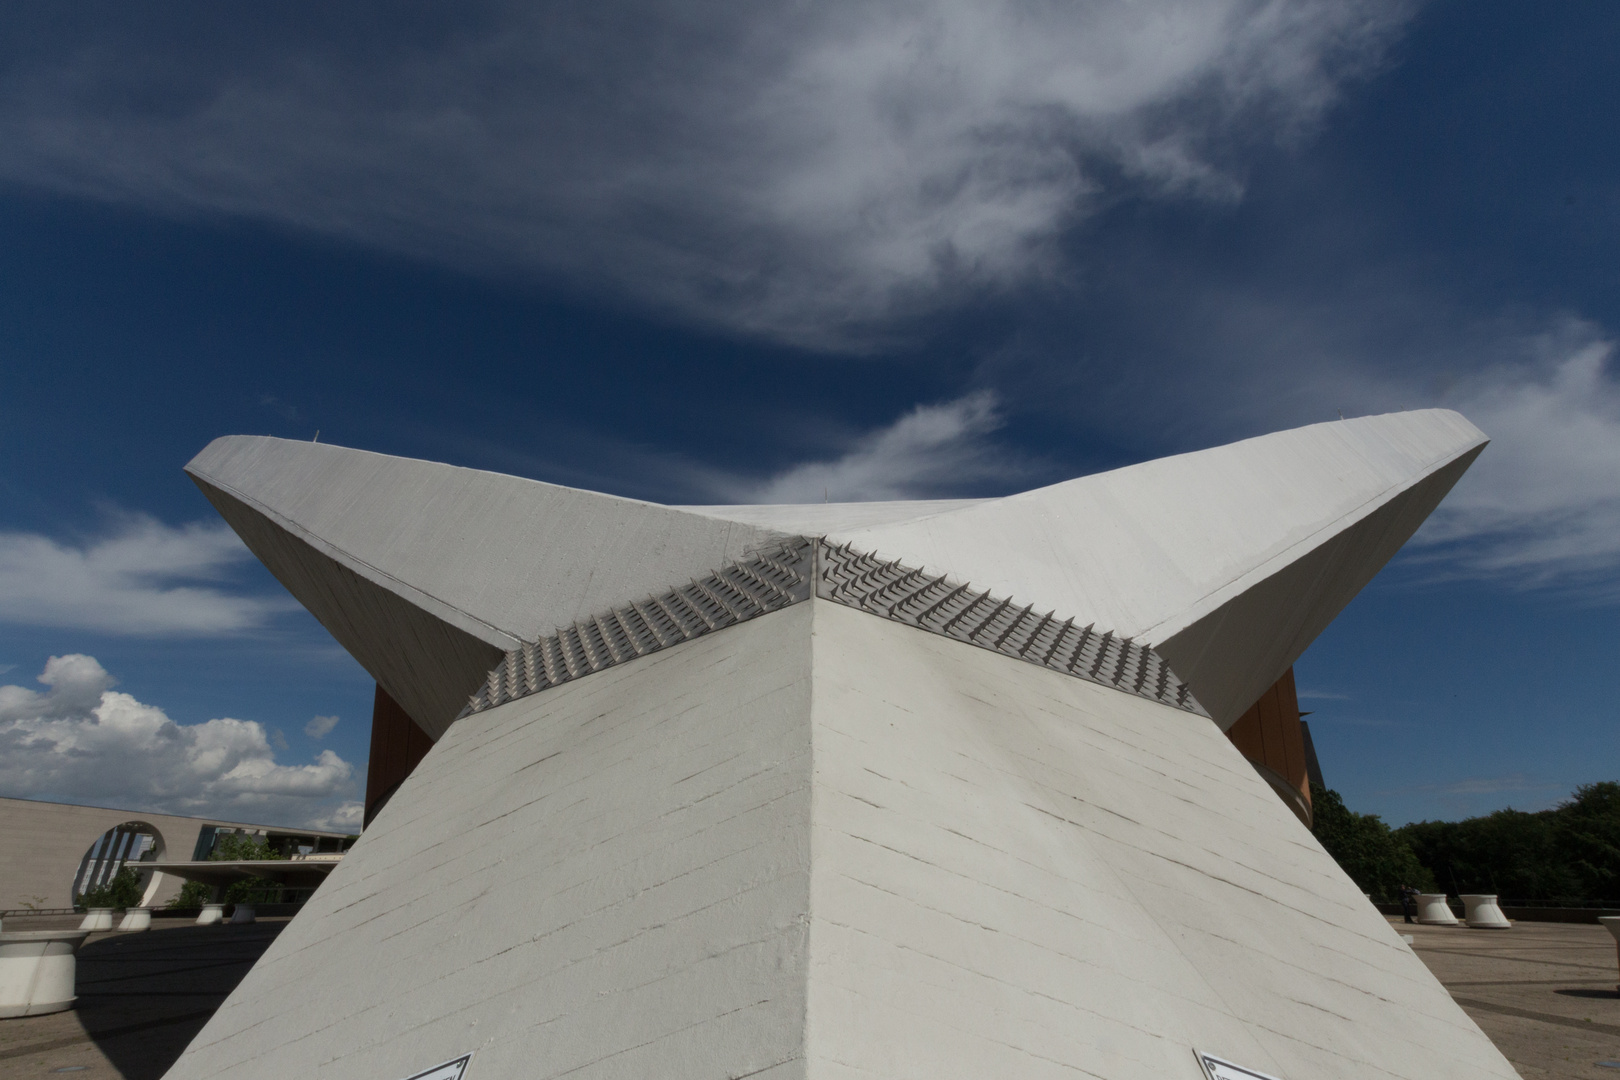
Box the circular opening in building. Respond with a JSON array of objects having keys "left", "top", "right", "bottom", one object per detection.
[{"left": 72, "top": 821, "right": 165, "bottom": 908}]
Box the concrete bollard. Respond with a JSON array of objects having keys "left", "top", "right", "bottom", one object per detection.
[
  {"left": 0, "top": 930, "right": 91, "bottom": 1018},
  {"left": 1417, "top": 893, "right": 1459, "bottom": 925},
  {"left": 1460, "top": 894, "right": 1511, "bottom": 929},
  {"left": 196, "top": 903, "right": 226, "bottom": 926},
  {"left": 229, "top": 905, "right": 256, "bottom": 925},
  {"left": 117, "top": 908, "right": 152, "bottom": 932},
  {"left": 77, "top": 909, "right": 115, "bottom": 932},
  {"left": 1600, "top": 916, "right": 1620, "bottom": 991}
]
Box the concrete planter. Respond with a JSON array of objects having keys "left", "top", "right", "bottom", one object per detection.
[
  {"left": 195, "top": 903, "right": 226, "bottom": 926},
  {"left": 1460, "top": 894, "right": 1511, "bottom": 928},
  {"left": 77, "top": 908, "right": 115, "bottom": 931},
  {"left": 1417, "top": 893, "right": 1459, "bottom": 925},
  {"left": 229, "top": 905, "right": 256, "bottom": 925},
  {"left": 117, "top": 907, "right": 152, "bottom": 932},
  {"left": 0, "top": 930, "right": 90, "bottom": 1018},
  {"left": 1601, "top": 917, "right": 1620, "bottom": 990}
]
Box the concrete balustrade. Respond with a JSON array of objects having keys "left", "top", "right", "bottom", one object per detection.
[
  {"left": 195, "top": 903, "right": 226, "bottom": 926},
  {"left": 229, "top": 904, "right": 256, "bottom": 925},
  {"left": 1460, "top": 894, "right": 1511, "bottom": 929},
  {"left": 77, "top": 909, "right": 115, "bottom": 931},
  {"left": 1417, "top": 893, "right": 1459, "bottom": 924},
  {"left": 117, "top": 907, "right": 152, "bottom": 932},
  {"left": 0, "top": 930, "right": 91, "bottom": 1018}
]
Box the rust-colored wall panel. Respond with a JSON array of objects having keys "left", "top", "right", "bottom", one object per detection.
[
  {"left": 364, "top": 684, "right": 436, "bottom": 828},
  {"left": 1225, "top": 667, "right": 1311, "bottom": 819}
]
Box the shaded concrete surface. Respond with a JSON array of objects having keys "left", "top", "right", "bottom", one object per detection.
[
  {"left": 0, "top": 916, "right": 284, "bottom": 1079},
  {"left": 2, "top": 910, "right": 1613, "bottom": 1078},
  {"left": 1396, "top": 916, "right": 1620, "bottom": 1079}
]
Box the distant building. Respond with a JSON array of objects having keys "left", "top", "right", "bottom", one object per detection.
[{"left": 0, "top": 795, "right": 350, "bottom": 911}]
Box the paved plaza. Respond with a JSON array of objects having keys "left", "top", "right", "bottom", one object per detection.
[
  {"left": 1399, "top": 917, "right": 1620, "bottom": 1080},
  {"left": 2, "top": 913, "right": 1615, "bottom": 1078},
  {"left": 0, "top": 916, "right": 285, "bottom": 1080}
]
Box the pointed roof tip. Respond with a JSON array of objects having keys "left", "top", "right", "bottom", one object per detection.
[{"left": 815, "top": 408, "right": 1488, "bottom": 727}]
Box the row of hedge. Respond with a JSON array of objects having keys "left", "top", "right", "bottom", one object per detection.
[{"left": 1310, "top": 780, "right": 1620, "bottom": 905}]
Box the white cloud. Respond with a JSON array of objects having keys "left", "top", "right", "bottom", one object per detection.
[
  {"left": 718, "top": 391, "right": 1025, "bottom": 503},
  {"left": 304, "top": 714, "right": 340, "bottom": 740},
  {"left": 1409, "top": 323, "right": 1620, "bottom": 592},
  {"left": 0, "top": 654, "right": 356, "bottom": 828},
  {"left": 0, "top": 513, "right": 291, "bottom": 634},
  {"left": 0, "top": 0, "right": 1413, "bottom": 347},
  {"left": 309, "top": 801, "right": 364, "bottom": 834}
]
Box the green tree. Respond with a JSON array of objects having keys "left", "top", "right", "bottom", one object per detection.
[
  {"left": 1557, "top": 781, "right": 1620, "bottom": 901},
  {"left": 1310, "top": 784, "right": 1434, "bottom": 900},
  {"left": 208, "top": 830, "right": 286, "bottom": 904},
  {"left": 1394, "top": 782, "right": 1620, "bottom": 905},
  {"left": 209, "top": 832, "right": 284, "bottom": 862},
  {"left": 167, "top": 880, "right": 213, "bottom": 909},
  {"left": 78, "top": 866, "right": 145, "bottom": 909}
]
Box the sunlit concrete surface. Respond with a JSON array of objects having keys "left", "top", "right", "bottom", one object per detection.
[
  {"left": 0, "top": 916, "right": 283, "bottom": 1080},
  {"left": 161, "top": 605, "right": 1516, "bottom": 1080},
  {"left": 164, "top": 410, "right": 1507, "bottom": 1080},
  {"left": 1398, "top": 918, "right": 1620, "bottom": 1080}
]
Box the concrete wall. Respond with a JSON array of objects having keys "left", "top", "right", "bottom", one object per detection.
[
  {"left": 806, "top": 600, "right": 1515, "bottom": 1080},
  {"left": 163, "top": 602, "right": 1516, "bottom": 1080},
  {"left": 0, "top": 796, "right": 348, "bottom": 910},
  {"left": 163, "top": 604, "right": 816, "bottom": 1080}
]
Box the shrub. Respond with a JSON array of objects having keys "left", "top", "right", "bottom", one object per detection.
[{"left": 78, "top": 866, "right": 144, "bottom": 909}]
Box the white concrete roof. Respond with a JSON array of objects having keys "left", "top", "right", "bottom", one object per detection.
[
  {"left": 161, "top": 604, "right": 1518, "bottom": 1080},
  {"left": 186, "top": 437, "right": 786, "bottom": 736},
  {"left": 819, "top": 410, "right": 1487, "bottom": 724},
  {"left": 188, "top": 409, "right": 1484, "bottom": 734}
]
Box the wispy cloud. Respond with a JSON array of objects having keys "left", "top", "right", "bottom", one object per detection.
[
  {"left": 1375, "top": 773, "right": 1570, "bottom": 820},
  {"left": 1296, "top": 689, "right": 1351, "bottom": 701},
  {"left": 713, "top": 391, "right": 1027, "bottom": 503},
  {"left": 0, "top": 513, "right": 292, "bottom": 634},
  {"left": 0, "top": 0, "right": 1414, "bottom": 348},
  {"left": 1408, "top": 774, "right": 1558, "bottom": 797},
  {"left": 0, "top": 654, "right": 356, "bottom": 827},
  {"left": 1410, "top": 323, "right": 1620, "bottom": 593}
]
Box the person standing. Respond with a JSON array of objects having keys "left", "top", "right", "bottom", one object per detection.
[{"left": 1399, "top": 884, "right": 1418, "bottom": 924}]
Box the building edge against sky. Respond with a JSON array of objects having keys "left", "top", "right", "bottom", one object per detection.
[{"left": 158, "top": 410, "right": 1516, "bottom": 1080}]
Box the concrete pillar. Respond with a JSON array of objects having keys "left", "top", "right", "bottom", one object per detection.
[
  {"left": 196, "top": 903, "right": 226, "bottom": 926},
  {"left": 117, "top": 908, "right": 152, "bottom": 932},
  {"left": 229, "top": 904, "right": 256, "bottom": 925},
  {"left": 77, "top": 908, "right": 115, "bottom": 932},
  {"left": 1600, "top": 916, "right": 1620, "bottom": 992},
  {"left": 1459, "top": 895, "right": 1511, "bottom": 929},
  {"left": 0, "top": 930, "right": 90, "bottom": 1018},
  {"left": 1417, "top": 894, "right": 1458, "bottom": 925}
]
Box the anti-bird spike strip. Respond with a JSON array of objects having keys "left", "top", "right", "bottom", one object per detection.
[{"left": 460, "top": 538, "right": 1205, "bottom": 718}]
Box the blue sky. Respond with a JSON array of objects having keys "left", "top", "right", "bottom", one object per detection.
[{"left": 1, "top": 0, "right": 1616, "bottom": 831}]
